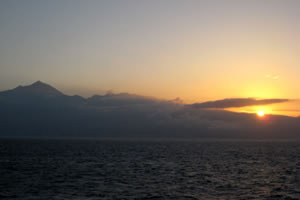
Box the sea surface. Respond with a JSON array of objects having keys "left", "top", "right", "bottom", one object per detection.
[{"left": 0, "top": 139, "right": 300, "bottom": 200}]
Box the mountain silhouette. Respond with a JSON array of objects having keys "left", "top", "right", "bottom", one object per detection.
[
  {"left": 0, "top": 81, "right": 299, "bottom": 138},
  {"left": 0, "top": 81, "right": 87, "bottom": 106},
  {"left": 1, "top": 81, "right": 63, "bottom": 97},
  {"left": 87, "top": 93, "right": 158, "bottom": 106}
]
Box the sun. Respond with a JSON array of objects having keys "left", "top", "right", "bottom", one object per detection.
[{"left": 257, "top": 110, "right": 265, "bottom": 117}]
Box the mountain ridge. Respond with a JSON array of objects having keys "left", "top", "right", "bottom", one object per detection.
[
  {"left": 0, "top": 81, "right": 161, "bottom": 106},
  {"left": 0, "top": 81, "right": 299, "bottom": 138},
  {"left": 1, "top": 81, "right": 63, "bottom": 97}
]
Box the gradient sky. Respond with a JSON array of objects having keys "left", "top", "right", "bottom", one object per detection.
[{"left": 1, "top": 0, "right": 300, "bottom": 115}]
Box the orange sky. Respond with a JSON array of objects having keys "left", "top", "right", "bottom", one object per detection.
[{"left": 1, "top": 1, "right": 300, "bottom": 117}]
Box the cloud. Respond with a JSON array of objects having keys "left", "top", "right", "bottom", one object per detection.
[
  {"left": 188, "top": 98, "right": 289, "bottom": 109},
  {"left": 266, "top": 74, "right": 280, "bottom": 80}
]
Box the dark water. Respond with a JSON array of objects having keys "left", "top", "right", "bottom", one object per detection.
[{"left": 1, "top": 139, "right": 300, "bottom": 200}]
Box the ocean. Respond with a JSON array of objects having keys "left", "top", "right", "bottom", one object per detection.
[{"left": 0, "top": 139, "right": 300, "bottom": 200}]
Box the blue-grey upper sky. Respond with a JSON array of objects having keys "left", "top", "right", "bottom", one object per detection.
[{"left": 1, "top": 0, "right": 300, "bottom": 109}]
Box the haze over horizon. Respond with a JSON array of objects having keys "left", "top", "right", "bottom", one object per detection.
[{"left": 1, "top": 0, "right": 300, "bottom": 116}]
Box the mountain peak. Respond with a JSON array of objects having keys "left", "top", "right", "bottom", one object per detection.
[
  {"left": 14, "top": 81, "right": 64, "bottom": 97},
  {"left": 31, "top": 80, "right": 45, "bottom": 86}
]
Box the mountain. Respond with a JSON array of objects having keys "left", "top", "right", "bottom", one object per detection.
[
  {"left": 87, "top": 93, "right": 158, "bottom": 107},
  {"left": 0, "top": 81, "right": 85, "bottom": 106},
  {"left": 0, "top": 81, "right": 300, "bottom": 138},
  {"left": 0, "top": 81, "right": 173, "bottom": 137},
  {"left": 0, "top": 81, "right": 157, "bottom": 107},
  {"left": 0, "top": 81, "right": 63, "bottom": 98}
]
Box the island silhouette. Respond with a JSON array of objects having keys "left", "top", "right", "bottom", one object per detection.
[{"left": 0, "top": 81, "right": 299, "bottom": 138}]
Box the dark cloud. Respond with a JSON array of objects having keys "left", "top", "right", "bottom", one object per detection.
[{"left": 189, "top": 98, "right": 289, "bottom": 109}]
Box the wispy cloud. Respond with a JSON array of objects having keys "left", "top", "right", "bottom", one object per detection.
[{"left": 266, "top": 74, "right": 280, "bottom": 80}]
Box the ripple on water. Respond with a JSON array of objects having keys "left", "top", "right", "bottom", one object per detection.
[{"left": 0, "top": 139, "right": 300, "bottom": 200}]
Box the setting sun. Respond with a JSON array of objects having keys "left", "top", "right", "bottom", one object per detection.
[{"left": 257, "top": 110, "right": 265, "bottom": 117}]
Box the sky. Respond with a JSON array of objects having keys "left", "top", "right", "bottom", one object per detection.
[{"left": 1, "top": 0, "right": 300, "bottom": 116}]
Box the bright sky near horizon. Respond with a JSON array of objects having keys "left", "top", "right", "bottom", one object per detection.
[{"left": 1, "top": 0, "right": 300, "bottom": 116}]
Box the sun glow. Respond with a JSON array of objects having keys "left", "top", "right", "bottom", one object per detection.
[{"left": 257, "top": 110, "right": 265, "bottom": 117}]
